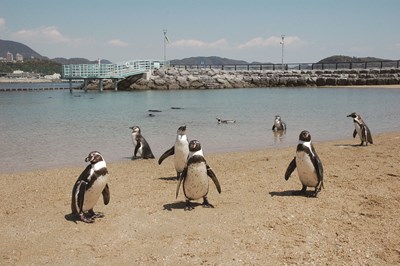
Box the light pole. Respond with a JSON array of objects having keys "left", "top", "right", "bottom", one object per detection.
[
  {"left": 163, "top": 29, "right": 167, "bottom": 66},
  {"left": 280, "top": 35, "right": 285, "bottom": 71}
]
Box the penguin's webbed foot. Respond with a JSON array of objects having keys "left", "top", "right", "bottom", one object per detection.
[
  {"left": 184, "top": 200, "right": 194, "bottom": 211},
  {"left": 88, "top": 209, "right": 104, "bottom": 219},
  {"left": 79, "top": 213, "right": 95, "bottom": 223},
  {"left": 202, "top": 197, "right": 215, "bottom": 208}
]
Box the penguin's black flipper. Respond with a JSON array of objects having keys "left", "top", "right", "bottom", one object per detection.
[
  {"left": 77, "top": 181, "right": 87, "bottom": 213},
  {"left": 158, "top": 146, "right": 175, "bottom": 165},
  {"left": 272, "top": 125, "right": 276, "bottom": 131},
  {"left": 134, "top": 139, "right": 142, "bottom": 157},
  {"left": 207, "top": 165, "right": 221, "bottom": 194},
  {"left": 285, "top": 157, "right": 297, "bottom": 180},
  {"left": 102, "top": 184, "right": 110, "bottom": 205},
  {"left": 176, "top": 168, "right": 187, "bottom": 198},
  {"left": 352, "top": 129, "right": 358, "bottom": 138},
  {"left": 365, "top": 125, "right": 373, "bottom": 144},
  {"left": 311, "top": 145, "right": 324, "bottom": 188}
]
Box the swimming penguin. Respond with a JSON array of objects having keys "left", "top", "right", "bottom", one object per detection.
[
  {"left": 216, "top": 118, "right": 236, "bottom": 124},
  {"left": 284, "top": 130, "right": 324, "bottom": 197},
  {"left": 176, "top": 140, "right": 222, "bottom": 210},
  {"left": 347, "top": 112, "right": 373, "bottom": 146},
  {"left": 272, "top": 115, "right": 286, "bottom": 131},
  {"left": 71, "top": 151, "right": 110, "bottom": 223},
  {"left": 158, "top": 125, "right": 189, "bottom": 179},
  {"left": 130, "top": 126, "right": 155, "bottom": 159}
]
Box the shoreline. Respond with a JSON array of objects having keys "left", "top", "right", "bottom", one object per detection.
[
  {"left": 1, "top": 131, "right": 399, "bottom": 264},
  {"left": 2, "top": 130, "right": 399, "bottom": 175}
]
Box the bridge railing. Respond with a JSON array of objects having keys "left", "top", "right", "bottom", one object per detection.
[
  {"left": 171, "top": 60, "right": 400, "bottom": 71},
  {"left": 62, "top": 60, "right": 168, "bottom": 79}
]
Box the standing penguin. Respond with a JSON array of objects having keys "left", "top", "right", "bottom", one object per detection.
[
  {"left": 285, "top": 131, "right": 324, "bottom": 197},
  {"left": 158, "top": 125, "right": 189, "bottom": 179},
  {"left": 71, "top": 151, "right": 110, "bottom": 223},
  {"left": 272, "top": 114, "right": 287, "bottom": 131},
  {"left": 130, "top": 125, "right": 155, "bottom": 159},
  {"left": 176, "top": 140, "right": 221, "bottom": 210},
  {"left": 347, "top": 112, "right": 373, "bottom": 146}
]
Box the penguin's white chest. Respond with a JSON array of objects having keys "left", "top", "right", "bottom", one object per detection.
[
  {"left": 82, "top": 174, "right": 109, "bottom": 212},
  {"left": 183, "top": 163, "right": 209, "bottom": 200},
  {"left": 354, "top": 122, "right": 363, "bottom": 140},
  {"left": 131, "top": 134, "right": 142, "bottom": 156},
  {"left": 174, "top": 141, "right": 189, "bottom": 172},
  {"left": 296, "top": 151, "right": 318, "bottom": 187}
]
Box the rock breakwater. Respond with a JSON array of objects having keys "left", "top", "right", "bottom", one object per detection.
[{"left": 87, "top": 68, "right": 400, "bottom": 90}]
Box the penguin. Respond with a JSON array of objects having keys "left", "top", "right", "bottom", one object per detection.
[
  {"left": 71, "top": 151, "right": 110, "bottom": 223},
  {"left": 158, "top": 125, "right": 189, "bottom": 179},
  {"left": 129, "top": 125, "right": 155, "bottom": 159},
  {"left": 272, "top": 115, "right": 286, "bottom": 131},
  {"left": 216, "top": 118, "right": 236, "bottom": 124},
  {"left": 176, "top": 140, "right": 222, "bottom": 210},
  {"left": 284, "top": 130, "right": 324, "bottom": 197},
  {"left": 347, "top": 112, "right": 373, "bottom": 146}
]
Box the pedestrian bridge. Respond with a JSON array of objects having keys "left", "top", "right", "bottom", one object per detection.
[{"left": 62, "top": 59, "right": 167, "bottom": 91}]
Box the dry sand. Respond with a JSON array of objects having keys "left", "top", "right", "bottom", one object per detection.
[{"left": 1, "top": 132, "right": 399, "bottom": 265}]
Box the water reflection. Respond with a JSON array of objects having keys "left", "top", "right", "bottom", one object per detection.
[{"left": 273, "top": 130, "right": 286, "bottom": 144}]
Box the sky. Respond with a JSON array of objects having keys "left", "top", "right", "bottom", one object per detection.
[{"left": 1, "top": 0, "right": 399, "bottom": 64}]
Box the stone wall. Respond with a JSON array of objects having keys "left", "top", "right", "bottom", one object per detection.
[{"left": 100, "top": 68, "right": 400, "bottom": 90}]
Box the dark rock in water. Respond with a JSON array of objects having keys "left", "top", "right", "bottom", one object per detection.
[
  {"left": 171, "top": 107, "right": 184, "bottom": 109},
  {"left": 148, "top": 109, "right": 162, "bottom": 112}
]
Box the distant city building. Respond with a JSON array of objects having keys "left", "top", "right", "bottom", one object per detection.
[
  {"left": 16, "top": 53, "right": 23, "bottom": 62},
  {"left": 7, "top": 51, "right": 14, "bottom": 62}
]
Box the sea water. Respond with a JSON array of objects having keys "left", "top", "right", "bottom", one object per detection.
[{"left": 1, "top": 86, "right": 400, "bottom": 173}]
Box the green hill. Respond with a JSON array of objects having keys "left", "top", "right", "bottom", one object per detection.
[{"left": 317, "top": 55, "right": 390, "bottom": 64}]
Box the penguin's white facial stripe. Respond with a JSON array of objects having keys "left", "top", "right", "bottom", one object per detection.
[
  {"left": 93, "top": 160, "right": 107, "bottom": 172},
  {"left": 189, "top": 149, "right": 204, "bottom": 158},
  {"left": 299, "top": 140, "right": 315, "bottom": 157}
]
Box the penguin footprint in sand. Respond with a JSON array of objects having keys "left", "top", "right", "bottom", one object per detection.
[
  {"left": 176, "top": 140, "right": 222, "bottom": 210},
  {"left": 284, "top": 131, "right": 324, "bottom": 197},
  {"left": 71, "top": 151, "right": 110, "bottom": 223}
]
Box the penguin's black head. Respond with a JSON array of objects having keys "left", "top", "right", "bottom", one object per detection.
[
  {"left": 177, "top": 125, "right": 186, "bottom": 134},
  {"left": 189, "top": 140, "right": 202, "bottom": 152},
  {"left": 347, "top": 112, "right": 357, "bottom": 118},
  {"left": 129, "top": 126, "right": 141, "bottom": 133},
  {"left": 85, "top": 151, "right": 104, "bottom": 164},
  {"left": 299, "top": 130, "right": 311, "bottom": 142}
]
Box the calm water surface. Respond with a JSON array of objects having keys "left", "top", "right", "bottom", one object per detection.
[{"left": 1, "top": 86, "right": 400, "bottom": 173}]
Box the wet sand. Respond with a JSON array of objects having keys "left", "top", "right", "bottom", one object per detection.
[{"left": 1, "top": 132, "right": 399, "bottom": 265}]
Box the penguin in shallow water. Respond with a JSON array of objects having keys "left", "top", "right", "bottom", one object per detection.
[
  {"left": 216, "top": 118, "right": 236, "bottom": 124},
  {"left": 176, "top": 140, "right": 222, "bottom": 210},
  {"left": 158, "top": 125, "right": 189, "bottom": 179},
  {"left": 272, "top": 115, "right": 286, "bottom": 131},
  {"left": 71, "top": 151, "right": 110, "bottom": 223},
  {"left": 130, "top": 126, "right": 155, "bottom": 159},
  {"left": 347, "top": 112, "right": 373, "bottom": 146},
  {"left": 285, "top": 131, "right": 324, "bottom": 197}
]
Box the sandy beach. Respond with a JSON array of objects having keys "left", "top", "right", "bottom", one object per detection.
[{"left": 1, "top": 132, "right": 399, "bottom": 265}]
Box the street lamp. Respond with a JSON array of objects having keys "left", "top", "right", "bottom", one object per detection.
[
  {"left": 163, "top": 29, "right": 167, "bottom": 65},
  {"left": 280, "top": 35, "right": 285, "bottom": 71}
]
